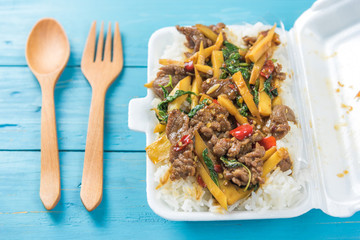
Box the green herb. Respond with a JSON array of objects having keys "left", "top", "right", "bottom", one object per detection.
[
  {"left": 223, "top": 40, "right": 239, "bottom": 53},
  {"left": 219, "top": 156, "right": 251, "bottom": 191},
  {"left": 164, "top": 75, "right": 173, "bottom": 88},
  {"left": 186, "top": 95, "right": 192, "bottom": 104},
  {"left": 220, "top": 156, "right": 242, "bottom": 168},
  {"left": 239, "top": 62, "right": 250, "bottom": 67},
  {"left": 159, "top": 84, "right": 169, "bottom": 99},
  {"left": 239, "top": 104, "right": 249, "bottom": 117},
  {"left": 221, "top": 41, "right": 253, "bottom": 80},
  {"left": 271, "top": 88, "right": 278, "bottom": 97},
  {"left": 271, "top": 58, "right": 277, "bottom": 63},
  {"left": 220, "top": 70, "right": 228, "bottom": 79},
  {"left": 239, "top": 67, "right": 251, "bottom": 80},
  {"left": 263, "top": 75, "right": 278, "bottom": 99},
  {"left": 252, "top": 183, "right": 260, "bottom": 192},
  {"left": 255, "top": 78, "right": 260, "bottom": 90},
  {"left": 188, "top": 99, "right": 209, "bottom": 118},
  {"left": 202, "top": 149, "right": 219, "bottom": 186},
  {"left": 253, "top": 89, "right": 259, "bottom": 105},
  {"left": 156, "top": 90, "right": 196, "bottom": 124},
  {"left": 236, "top": 96, "right": 249, "bottom": 117}
]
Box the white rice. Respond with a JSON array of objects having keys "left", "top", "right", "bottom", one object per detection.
[{"left": 152, "top": 23, "right": 306, "bottom": 213}]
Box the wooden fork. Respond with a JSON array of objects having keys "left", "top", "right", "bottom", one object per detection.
[{"left": 80, "top": 21, "right": 123, "bottom": 211}]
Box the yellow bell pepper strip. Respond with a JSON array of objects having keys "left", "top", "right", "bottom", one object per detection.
[
  {"left": 195, "top": 64, "right": 213, "bottom": 75},
  {"left": 197, "top": 41, "right": 205, "bottom": 65},
  {"left": 159, "top": 59, "right": 185, "bottom": 67},
  {"left": 168, "top": 76, "right": 191, "bottom": 111},
  {"left": 258, "top": 76, "right": 272, "bottom": 116},
  {"left": 153, "top": 123, "right": 166, "bottom": 133},
  {"left": 197, "top": 162, "right": 228, "bottom": 210},
  {"left": 217, "top": 94, "right": 248, "bottom": 124},
  {"left": 144, "top": 80, "right": 154, "bottom": 88},
  {"left": 262, "top": 147, "right": 287, "bottom": 178},
  {"left": 190, "top": 68, "right": 202, "bottom": 109},
  {"left": 145, "top": 134, "right": 171, "bottom": 164},
  {"left": 246, "top": 24, "right": 276, "bottom": 63},
  {"left": 211, "top": 50, "right": 224, "bottom": 79},
  {"left": 249, "top": 53, "right": 267, "bottom": 85},
  {"left": 261, "top": 146, "right": 277, "bottom": 161},
  {"left": 232, "top": 71, "right": 261, "bottom": 122},
  {"left": 195, "top": 24, "right": 218, "bottom": 42},
  {"left": 272, "top": 96, "right": 282, "bottom": 106}
]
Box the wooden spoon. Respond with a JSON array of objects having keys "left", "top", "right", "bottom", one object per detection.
[{"left": 25, "top": 18, "right": 70, "bottom": 210}]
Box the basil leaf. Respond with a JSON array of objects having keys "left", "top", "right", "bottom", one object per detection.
[
  {"left": 223, "top": 40, "right": 239, "bottom": 51},
  {"left": 164, "top": 75, "right": 173, "bottom": 88},
  {"left": 220, "top": 156, "right": 242, "bottom": 168},
  {"left": 202, "top": 149, "right": 219, "bottom": 186},
  {"left": 264, "top": 75, "right": 273, "bottom": 99},
  {"left": 159, "top": 84, "right": 169, "bottom": 99},
  {"left": 156, "top": 90, "right": 196, "bottom": 124},
  {"left": 239, "top": 104, "right": 249, "bottom": 117},
  {"left": 188, "top": 99, "right": 209, "bottom": 118},
  {"left": 220, "top": 156, "right": 251, "bottom": 191}
]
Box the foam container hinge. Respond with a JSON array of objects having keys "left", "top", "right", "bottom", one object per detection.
[{"left": 128, "top": 0, "right": 360, "bottom": 220}]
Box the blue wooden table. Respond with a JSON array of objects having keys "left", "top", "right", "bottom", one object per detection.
[{"left": 1, "top": 0, "right": 359, "bottom": 239}]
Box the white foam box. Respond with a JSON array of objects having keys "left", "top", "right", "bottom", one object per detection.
[{"left": 129, "top": 0, "right": 360, "bottom": 220}]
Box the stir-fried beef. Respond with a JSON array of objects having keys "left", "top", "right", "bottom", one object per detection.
[
  {"left": 213, "top": 130, "right": 264, "bottom": 158},
  {"left": 176, "top": 26, "right": 212, "bottom": 52},
  {"left": 224, "top": 143, "right": 266, "bottom": 187},
  {"left": 149, "top": 24, "right": 297, "bottom": 191},
  {"left": 273, "top": 63, "right": 287, "bottom": 81},
  {"left": 202, "top": 78, "right": 238, "bottom": 100},
  {"left": 152, "top": 65, "right": 188, "bottom": 99},
  {"left": 242, "top": 36, "right": 257, "bottom": 46},
  {"left": 166, "top": 110, "right": 196, "bottom": 180},
  {"left": 166, "top": 109, "right": 190, "bottom": 145},
  {"left": 169, "top": 144, "right": 195, "bottom": 180},
  {"left": 270, "top": 105, "right": 296, "bottom": 140},
  {"left": 208, "top": 23, "right": 226, "bottom": 34},
  {"left": 190, "top": 103, "right": 233, "bottom": 138},
  {"left": 213, "top": 138, "right": 231, "bottom": 157},
  {"left": 277, "top": 148, "right": 292, "bottom": 172}
]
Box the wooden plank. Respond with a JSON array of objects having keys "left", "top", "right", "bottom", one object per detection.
[
  {"left": 0, "top": 0, "right": 315, "bottom": 66},
  {"left": 0, "top": 151, "right": 360, "bottom": 239},
  {"left": 0, "top": 66, "right": 147, "bottom": 151}
]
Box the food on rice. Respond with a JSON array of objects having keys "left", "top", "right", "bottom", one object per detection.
[{"left": 145, "top": 23, "right": 304, "bottom": 212}]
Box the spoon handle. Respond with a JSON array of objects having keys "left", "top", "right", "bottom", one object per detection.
[
  {"left": 80, "top": 89, "right": 105, "bottom": 211},
  {"left": 40, "top": 85, "right": 60, "bottom": 210}
]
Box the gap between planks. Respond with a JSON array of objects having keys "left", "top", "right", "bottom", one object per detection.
[
  {"left": 0, "top": 149, "right": 146, "bottom": 152},
  {"left": 0, "top": 65, "right": 147, "bottom": 68}
]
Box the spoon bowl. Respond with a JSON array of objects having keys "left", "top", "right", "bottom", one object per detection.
[
  {"left": 26, "top": 18, "right": 70, "bottom": 76},
  {"left": 26, "top": 18, "right": 70, "bottom": 210}
]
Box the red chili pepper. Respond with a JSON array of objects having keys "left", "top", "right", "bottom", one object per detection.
[
  {"left": 214, "top": 164, "right": 222, "bottom": 173},
  {"left": 197, "top": 175, "right": 206, "bottom": 188},
  {"left": 259, "top": 136, "right": 277, "bottom": 150},
  {"left": 229, "top": 124, "right": 253, "bottom": 141},
  {"left": 184, "top": 61, "right": 194, "bottom": 72},
  {"left": 173, "top": 134, "right": 192, "bottom": 151},
  {"left": 228, "top": 84, "right": 235, "bottom": 89},
  {"left": 212, "top": 99, "right": 219, "bottom": 104},
  {"left": 260, "top": 60, "right": 275, "bottom": 79}
]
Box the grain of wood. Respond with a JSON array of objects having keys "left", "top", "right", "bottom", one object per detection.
[
  {"left": 1, "top": 0, "right": 355, "bottom": 239},
  {"left": 80, "top": 21, "right": 123, "bottom": 211},
  {"left": 25, "top": 18, "right": 70, "bottom": 210}
]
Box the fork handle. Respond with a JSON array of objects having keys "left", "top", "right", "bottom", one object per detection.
[
  {"left": 80, "top": 89, "right": 106, "bottom": 211},
  {"left": 40, "top": 83, "right": 60, "bottom": 210}
]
